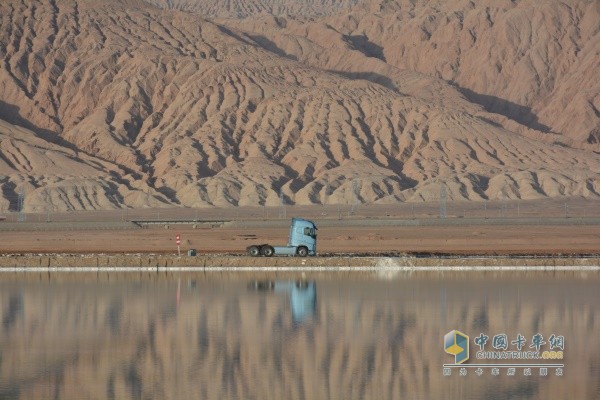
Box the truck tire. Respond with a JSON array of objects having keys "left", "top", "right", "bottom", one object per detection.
[
  {"left": 248, "top": 245, "right": 260, "bottom": 257},
  {"left": 261, "top": 245, "right": 275, "bottom": 257},
  {"left": 249, "top": 280, "right": 275, "bottom": 291},
  {"left": 296, "top": 246, "right": 308, "bottom": 257}
]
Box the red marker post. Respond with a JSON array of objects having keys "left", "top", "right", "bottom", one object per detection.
[{"left": 176, "top": 233, "right": 181, "bottom": 256}]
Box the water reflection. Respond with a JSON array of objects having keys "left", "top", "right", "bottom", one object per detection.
[
  {"left": 0, "top": 273, "right": 598, "bottom": 399},
  {"left": 248, "top": 280, "right": 317, "bottom": 324}
]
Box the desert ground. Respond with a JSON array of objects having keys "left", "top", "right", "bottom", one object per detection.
[
  {"left": 1, "top": 223, "right": 599, "bottom": 255},
  {"left": 1, "top": 200, "right": 599, "bottom": 255}
]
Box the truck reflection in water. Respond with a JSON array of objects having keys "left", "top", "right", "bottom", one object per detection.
[{"left": 248, "top": 280, "right": 316, "bottom": 324}]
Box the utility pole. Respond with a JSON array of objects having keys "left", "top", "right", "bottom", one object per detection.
[
  {"left": 17, "top": 187, "right": 25, "bottom": 222},
  {"left": 350, "top": 178, "right": 360, "bottom": 214},
  {"left": 279, "top": 192, "right": 286, "bottom": 219},
  {"left": 439, "top": 183, "right": 447, "bottom": 219}
]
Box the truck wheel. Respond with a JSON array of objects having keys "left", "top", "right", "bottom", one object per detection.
[
  {"left": 296, "top": 246, "right": 308, "bottom": 257},
  {"left": 261, "top": 245, "right": 275, "bottom": 257},
  {"left": 248, "top": 246, "right": 260, "bottom": 257}
]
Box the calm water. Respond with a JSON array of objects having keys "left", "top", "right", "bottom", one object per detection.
[{"left": 1, "top": 271, "right": 599, "bottom": 399}]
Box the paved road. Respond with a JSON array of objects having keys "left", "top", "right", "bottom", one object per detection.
[{"left": 2, "top": 216, "right": 600, "bottom": 232}]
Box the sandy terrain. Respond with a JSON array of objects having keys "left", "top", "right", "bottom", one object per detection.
[
  {"left": 0, "top": 0, "right": 599, "bottom": 212},
  {"left": 1, "top": 200, "right": 599, "bottom": 255},
  {"left": 1, "top": 221, "right": 599, "bottom": 255},
  {"left": 145, "top": 0, "right": 360, "bottom": 18}
]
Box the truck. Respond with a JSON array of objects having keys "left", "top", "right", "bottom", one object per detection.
[{"left": 246, "top": 217, "right": 317, "bottom": 257}]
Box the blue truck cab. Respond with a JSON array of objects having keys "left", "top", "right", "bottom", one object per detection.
[{"left": 247, "top": 217, "right": 317, "bottom": 257}]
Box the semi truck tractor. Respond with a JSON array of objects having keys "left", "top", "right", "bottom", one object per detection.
[{"left": 246, "top": 217, "right": 317, "bottom": 257}]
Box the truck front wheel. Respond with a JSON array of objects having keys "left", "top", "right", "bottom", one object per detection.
[
  {"left": 248, "top": 246, "right": 260, "bottom": 257},
  {"left": 261, "top": 245, "right": 275, "bottom": 257},
  {"left": 296, "top": 246, "right": 308, "bottom": 257}
]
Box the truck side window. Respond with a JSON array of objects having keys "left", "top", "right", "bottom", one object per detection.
[{"left": 303, "top": 227, "right": 316, "bottom": 237}]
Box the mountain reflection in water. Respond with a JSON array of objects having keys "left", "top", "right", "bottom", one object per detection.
[{"left": 0, "top": 273, "right": 598, "bottom": 400}]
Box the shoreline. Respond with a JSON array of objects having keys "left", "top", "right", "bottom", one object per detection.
[{"left": 2, "top": 253, "right": 600, "bottom": 271}]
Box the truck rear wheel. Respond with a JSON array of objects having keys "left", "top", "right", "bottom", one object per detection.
[
  {"left": 248, "top": 246, "right": 260, "bottom": 257},
  {"left": 261, "top": 245, "right": 275, "bottom": 257},
  {"left": 296, "top": 246, "right": 308, "bottom": 257}
]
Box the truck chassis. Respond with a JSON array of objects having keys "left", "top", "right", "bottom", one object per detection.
[{"left": 247, "top": 244, "right": 309, "bottom": 257}]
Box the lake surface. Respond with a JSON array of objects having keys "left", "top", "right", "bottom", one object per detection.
[{"left": 1, "top": 271, "right": 599, "bottom": 399}]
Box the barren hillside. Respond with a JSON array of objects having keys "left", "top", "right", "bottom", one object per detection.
[
  {"left": 145, "top": 0, "right": 361, "bottom": 19},
  {"left": 0, "top": 0, "right": 599, "bottom": 211},
  {"left": 232, "top": 0, "right": 600, "bottom": 142},
  {"left": 0, "top": 117, "right": 170, "bottom": 211},
  {"left": 334, "top": 0, "right": 600, "bottom": 143}
]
